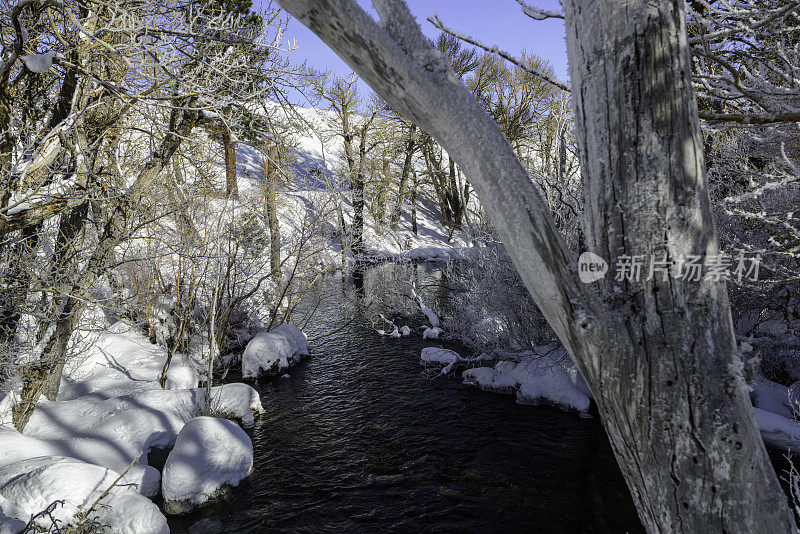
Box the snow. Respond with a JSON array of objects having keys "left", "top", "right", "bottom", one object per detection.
[
  {"left": 420, "top": 347, "right": 492, "bottom": 375},
  {"left": 421, "top": 347, "right": 460, "bottom": 365},
  {"left": 0, "top": 495, "right": 25, "bottom": 534},
  {"left": 754, "top": 408, "right": 800, "bottom": 453},
  {"left": 241, "top": 331, "right": 295, "bottom": 378},
  {"left": 165, "top": 363, "right": 200, "bottom": 390},
  {"left": 0, "top": 427, "right": 160, "bottom": 498},
  {"left": 750, "top": 373, "right": 794, "bottom": 419},
  {"left": 399, "top": 325, "right": 411, "bottom": 336},
  {"left": 162, "top": 416, "right": 253, "bottom": 515},
  {"left": 249, "top": 103, "right": 478, "bottom": 265},
  {"left": 422, "top": 327, "right": 443, "bottom": 340},
  {"left": 270, "top": 323, "right": 310, "bottom": 357},
  {"left": 55, "top": 322, "right": 201, "bottom": 401},
  {"left": 0, "top": 323, "right": 265, "bottom": 531},
  {"left": 0, "top": 456, "right": 167, "bottom": 534},
  {"left": 20, "top": 383, "right": 263, "bottom": 450},
  {"left": 745, "top": 373, "right": 800, "bottom": 453},
  {"left": 419, "top": 302, "right": 439, "bottom": 327},
  {"left": 20, "top": 51, "right": 56, "bottom": 74},
  {"left": 462, "top": 346, "right": 591, "bottom": 415}
]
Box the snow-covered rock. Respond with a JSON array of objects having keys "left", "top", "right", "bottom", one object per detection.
[
  {"left": 162, "top": 417, "right": 253, "bottom": 515},
  {"left": 462, "top": 361, "right": 518, "bottom": 394},
  {"left": 0, "top": 456, "right": 167, "bottom": 534},
  {"left": 242, "top": 331, "right": 294, "bottom": 378},
  {"left": 463, "top": 347, "right": 591, "bottom": 415},
  {"left": 165, "top": 362, "right": 200, "bottom": 390},
  {"left": 750, "top": 373, "right": 794, "bottom": 419},
  {"left": 755, "top": 407, "right": 800, "bottom": 453},
  {"left": 422, "top": 326, "right": 443, "bottom": 340},
  {"left": 399, "top": 325, "right": 411, "bottom": 337},
  {"left": 270, "top": 323, "right": 309, "bottom": 357}
]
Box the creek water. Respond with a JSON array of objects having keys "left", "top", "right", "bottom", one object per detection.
[{"left": 170, "top": 264, "right": 646, "bottom": 533}]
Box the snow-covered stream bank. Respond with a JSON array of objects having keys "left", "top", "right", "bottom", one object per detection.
[
  {"left": 2, "top": 265, "right": 798, "bottom": 533},
  {"left": 0, "top": 320, "right": 307, "bottom": 532}
]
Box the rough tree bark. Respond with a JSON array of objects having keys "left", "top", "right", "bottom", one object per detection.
[
  {"left": 390, "top": 123, "right": 416, "bottom": 231},
  {"left": 410, "top": 169, "right": 418, "bottom": 235},
  {"left": 276, "top": 0, "right": 795, "bottom": 531},
  {"left": 265, "top": 143, "right": 281, "bottom": 278},
  {"left": 222, "top": 131, "right": 238, "bottom": 199}
]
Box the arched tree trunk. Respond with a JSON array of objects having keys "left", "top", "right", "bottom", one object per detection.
[{"left": 277, "top": 0, "right": 796, "bottom": 531}]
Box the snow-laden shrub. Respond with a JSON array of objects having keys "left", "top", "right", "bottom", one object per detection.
[
  {"left": 709, "top": 126, "right": 800, "bottom": 384},
  {"left": 443, "top": 229, "right": 554, "bottom": 354}
]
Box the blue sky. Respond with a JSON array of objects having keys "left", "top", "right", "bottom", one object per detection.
[{"left": 266, "top": 0, "right": 568, "bottom": 105}]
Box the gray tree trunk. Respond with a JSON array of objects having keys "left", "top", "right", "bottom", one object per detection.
[
  {"left": 222, "top": 131, "right": 238, "bottom": 199},
  {"left": 276, "top": 0, "right": 795, "bottom": 531},
  {"left": 561, "top": 1, "right": 793, "bottom": 530},
  {"left": 265, "top": 143, "right": 281, "bottom": 278},
  {"left": 390, "top": 124, "right": 416, "bottom": 231}
]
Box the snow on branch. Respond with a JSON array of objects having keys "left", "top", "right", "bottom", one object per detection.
[
  {"left": 428, "top": 14, "right": 570, "bottom": 93},
  {"left": 688, "top": 0, "right": 800, "bottom": 124},
  {"left": 515, "top": 0, "right": 564, "bottom": 20}
]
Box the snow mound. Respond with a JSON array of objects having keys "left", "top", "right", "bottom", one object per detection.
[
  {"left": 750, "top": 373, "right": 794, "bottom": 419},
  {"left": 20, "top": 383, "right": 263, "bottom": 459},
  {"left": 270, "top": 323, "right": 309, "bottom": 357},
  {"left": 0, "top": 428, "right": 159, "bottom": 498},
  {"left": 399, "top": 326, "right": 411, "bottom": 337},
  {"left": 242, "top": 331, "right": 294, "bottom": 378},
  {"left": 422, "top": 327, "right": 443, "bottom": 340},
  {"left": 56, "top": 324, "right": 201, "bottom": 401},
  {"left": 162, "top": 417, "right": 253, "bottom": 515},
  {"left": 0, "top": 456, "right": 167, "bottom": 534},
  {"left": 165, "top": 363, "right": 200, "bottom": 390},
  {"left": 463, "top": 346, "right": 591, "bottom": 415},
  {"left": 754, "top": 407, "right": 800, "bottom": 453},
  {"left": 462, "top": 361, "right": 518, "bottom": 394}
]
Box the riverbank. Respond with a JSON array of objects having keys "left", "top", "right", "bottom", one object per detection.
[{"left": 0, "top": 321, "right": 278, "bottom": 532}]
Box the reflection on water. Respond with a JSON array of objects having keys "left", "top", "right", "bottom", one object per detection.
[{"left": 170, "top": 264, "right": 644, "bottom": 533}]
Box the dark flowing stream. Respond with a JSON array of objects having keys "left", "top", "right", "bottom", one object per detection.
[{"left": 170, "top": 264, "right": 645, "bottom": 533}]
